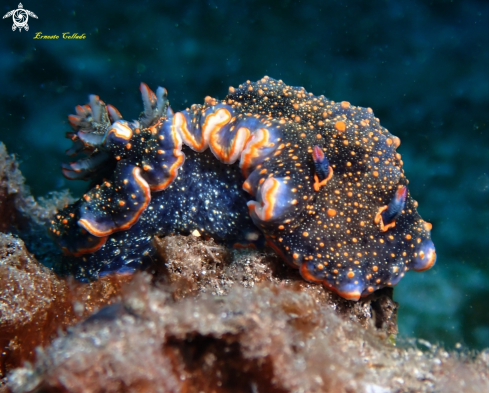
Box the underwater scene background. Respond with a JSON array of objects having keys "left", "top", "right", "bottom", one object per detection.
[{"left": 0, "top": 0, "right": 488, "bottom": 349}]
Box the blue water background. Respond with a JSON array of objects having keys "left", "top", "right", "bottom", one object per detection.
[{"left": 0, "top": 0, "right": 488, "bottom": 349}]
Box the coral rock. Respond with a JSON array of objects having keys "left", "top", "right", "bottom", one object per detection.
[
  {"left": 7, "top": 273, "right": 489, "bottom": 393},
  {"left": 0, "top": 233, "right": 131, "bottom": 378}
]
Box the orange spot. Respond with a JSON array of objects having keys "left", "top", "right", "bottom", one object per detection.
[
  {"left": 204, "top": 96, "right": 217, "bottom": 105},
  {"left": 423, "top": 221, "right": 433, "bottom": 231},
  {"left": 335, "top": 121, "right": 346, "bottom": 132},
  {"left": 327, "top": 209, "right": 336, "bottom": 217},
  {"left": 347, "top": 271, "right": 355, "bottom": 278},
  {"left": 373, "top": 266, "right": 378, "bottom": 272},
  {"left": 303, "top": 232, "right": 309, "bottom": 237}
]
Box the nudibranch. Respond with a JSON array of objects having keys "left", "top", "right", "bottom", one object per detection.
[{"left": 49, "top": 76, "right": 436, "bottom": 300}]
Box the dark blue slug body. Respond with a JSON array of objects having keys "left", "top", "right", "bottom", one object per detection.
[
  {"left": 62, "top": 147, "right": 260, "bottom": 279},
  {"left": 50, "top": 77, "right": 436, "bottom": 300}
]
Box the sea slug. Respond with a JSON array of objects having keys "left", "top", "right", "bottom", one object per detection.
[{"left": 50, "top": 77, "right": 436, "bottom": 300}]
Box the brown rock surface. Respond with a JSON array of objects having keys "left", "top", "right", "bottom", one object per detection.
[
  {"left": 0, "top": 143, "right": 72, "bottom": 232},
  {"left": 0, "top": 143, "right": 27, "bottom": 231},
  {"left": 0, "top": 233, "right": 132, "bottom": 378},
  {"left": 6, "top": 271, "right": 489, "bottom": 393}
]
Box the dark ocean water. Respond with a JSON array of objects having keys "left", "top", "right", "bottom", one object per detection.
[{"left": 0, "top": 0, "right": 488, "bottom": 349}]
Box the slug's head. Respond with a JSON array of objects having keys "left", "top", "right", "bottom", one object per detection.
[{"left": 51, "top": 83, "right": 180, "bottom": 257}]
